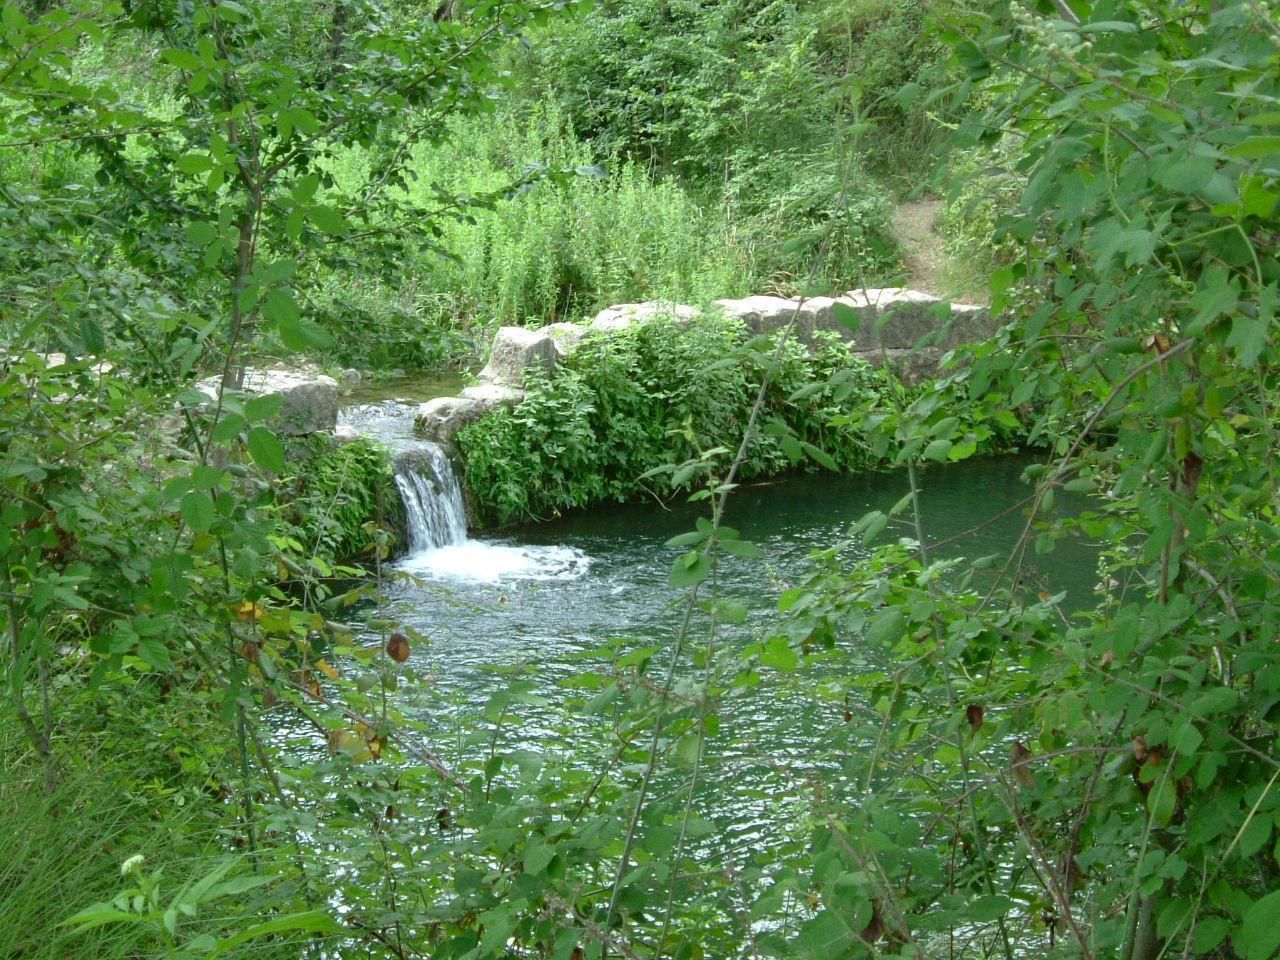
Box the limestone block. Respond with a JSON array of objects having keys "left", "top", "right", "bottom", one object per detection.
[
  {"left": 196, "top": 367, "right": 339, "bottom": 436},
  {"left": 477, "top": 327, "right": 558, "bottom": 388},
  {"left": 711, "top": 296, "right": 801, "bottom": 336},
  {"left": 415, "top": 385, "right": 523, "bottom": 446},
  {"left": 541, "top": 322, "right": 590, "bottom": 360},
  {"left": 461, "top": 383, "right": 524, "bottom": 405},
  {"left": 835, "top": 288, "right": 989, "bottom": 351},
  {"left": 414, "top": 396, "right": 488, "bottom": 445},
  {"left": 589, "top": 302, "right": 700, "bottom": 333}
]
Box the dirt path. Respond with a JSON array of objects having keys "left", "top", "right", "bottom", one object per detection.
[{"left": 890, "top": 199, "right": 945, "bottom": 295}]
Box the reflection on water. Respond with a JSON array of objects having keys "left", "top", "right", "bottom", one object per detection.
[{"left": 341, "top": 371, "right": 466, "bottom": 406}]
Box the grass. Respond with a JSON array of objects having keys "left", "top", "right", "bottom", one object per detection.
[
  {"left": 1, "top": 725, "right": 161, "bottom": 959},
  {"left": 0, "top": 695, "right": 307, "bottom": 960}
]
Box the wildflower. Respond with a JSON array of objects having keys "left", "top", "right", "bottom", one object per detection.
[{"left": 120, "top": 854, "right": 145, "bottom": 877}]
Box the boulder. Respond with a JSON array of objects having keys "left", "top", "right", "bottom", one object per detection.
[
  {"left": 712, "top": 289, "right": 991, "bottom": 353},
  {"left": 333, "top": 424, "right": 360, "bottom": 444},
  {"left": 837, "top": 288, "right": 991, "bottom": 351},
  {"left": 196, "top": 367, "right": 339, "bottom": 436},
  {"left": 541, "top": 322, "right": 590, "bottom": 360},
  {"left": 477, "top": 327, "right": 558, "bottom": 388},
  {"left": 589, "top": 302, "right": 699, "bottom": 333},
  {"left": 415, "top": 385, "right": 523, "bottom": 447},
  {"left": 415, "top": 396, "right": 489, "bottom": 445},
  {"left": 461, "top": 383, "right": 524, "bottom": 405}
]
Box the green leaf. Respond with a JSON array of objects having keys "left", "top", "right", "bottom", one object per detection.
[
  {"left": 176, "top": 152, "right": 214, "bottom": 175},
  {"left": 244, "top": 394, "right": 283, "bottom": 423},
  {"left": 967, "top": 893, "right": 1015, "bottom": 921},
  {"left": 161, "top": 48, "right": 203, "bottom": 70},
  {"left": 246, "top": 427, "right": 285, "bottom": 473},
  {"left": 1146, "top": 775, "right": 1177, "bottom": 827},
  {"left": 180, "top": 491, "right": 214, "bottom": 533},
  {"left": 1189, "top": 686, "right": 1239, "bottom": 716},
  {"left": 211, "top": 414, "right": 245, "bottom": 443},
  {"left": 795, "top": 909, "right": 854, "bottom": 958},
  {"left": 1193, "top": 916, "right": 1230, "bottom": 954},
  {"left": 719, "top": 537, "right": 764, "bottom": 560},
  {"left": 830, "top": 301, "right": 862, "bottom": 335},
  {"left": 923, "top": 438, "right": 952, "bottom": 461},
  {"left": 1240, "top": 175, "right": 1278, "bottom": 219},
  {"left": 523, "top": 841, "right": 554, "bottom": 875},
  {"left": 865, "top": 609, "right": 906, "bottom": 647},
  {"left": 1079, "top": 20, "right": 1138, "bottom": 33},
  {"left": 759, "top": 635, "right": 797, "bottom": 673},
  {"left": 186, "top": 221, "right": 219, "bottom": 247},
  {"left": 670, "top": 551, "right": 711, "bottom": 588},
  {"left": 1228, "top": 137, "right": 1280, "bottom": 159},
  {"left": 1242, "top": 892, "right": 1280, "bottom": 960},
  {"left": 209, "top": 910, "right": 343, "bottom": 955},
  {"left": 309, "top": 205, "right": 348, "bottom": 235},
  {"left": 800, "top": 441, "right": 837, "bottom": 470},
  {"left": 59, "top": 906, "right": 141, "bottom": 931},
  {"left": 1227, "top": 313, "right": 1268, "bottom": 366},
  {"left": 261, "top": 288, "right": 299, "bottom": 326}
]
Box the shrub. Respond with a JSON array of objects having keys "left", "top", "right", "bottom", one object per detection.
[
  {"left": 456, "top": 316, "right": 892, "bottom": 525},
  {"left": 281, "top": 437, "right": 403, "bottom": 562}
]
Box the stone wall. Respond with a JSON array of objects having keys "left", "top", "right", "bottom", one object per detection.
[{"left": 414, "top": 288, "right": 991, "bottom": 448}]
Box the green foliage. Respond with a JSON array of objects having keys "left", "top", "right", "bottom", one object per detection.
[
  {"left": 0, "top": 2, "right": 573, "bottom": 953},
  {"left": 11, "top": 0, "right": 1279, "bottom": 957},
  {"left": 281, "top": 436, "right": 402, "bottom": 563},
  {"left": 457, "top": 315, "right": 890, "bottom": 524},
  {"left": 1, "top": 729, "right": 158, "bottom": 960},
  {"left": 814, "top": 0, "right": 956, "bottom": 186},
  {"left": 938, "top": 145, "right": 1026, "bottom": 298},
  {"left": 754, "top": 2, "right": 1280, "bottom": 956},
  {"left": 318, "top": 104, "right": 760, "bottom": 337},
  {"left": 509, "top": 1, "right": 911, "bottom": 292}
]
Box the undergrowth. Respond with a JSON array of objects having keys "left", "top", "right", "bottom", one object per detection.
[
  {"left": 281, "top": 436, "right": 403, "bottom": 563},
  {"left": 456, "top": 316, "right": 894, "bottom": 525}
]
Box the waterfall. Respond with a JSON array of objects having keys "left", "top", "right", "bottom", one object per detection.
[
  {"left": 392, "top": 443, "right": 468, "bottom": 552},
  {"left": 340, "top": 400, "right": 589, "bottom": 581}
]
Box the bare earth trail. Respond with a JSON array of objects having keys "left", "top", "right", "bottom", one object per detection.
[{"left": 890, "top": 198, "right": 945, "bottom": 296}]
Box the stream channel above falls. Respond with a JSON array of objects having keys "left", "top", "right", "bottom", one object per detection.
[{"left": 329, "top": 398, "right": 1102, "bottom": 872}]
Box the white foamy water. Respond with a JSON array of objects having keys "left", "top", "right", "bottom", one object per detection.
[
  {"left": 341, "top": 400, "right": 591, "bottom": 584},
  {"left": 398, "top": 541, "right": 590, "bottom": 583},
  {"left": 393, "top": 445, "right": 468, "bottom": 552}
]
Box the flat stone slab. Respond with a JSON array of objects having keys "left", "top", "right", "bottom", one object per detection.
[
  {"left": 712, "top": 296, "right": 801, "bottom": 336},
  {"left": 196, "top": 367, "right": 338, "bottom": 435},
  {"left": 415, "top": 396, "right": 488, "bottom": 445},
  {"left": 713, "top": 290, "right": 990, "bottom": 353},
  {"left": 589, "top": 302, "right": 699, "bottom": 333},
  {"left": 840, "top": 288, "right": 990, "bottom": 350},
  {"left": 541, "top": 322, "right": 590, "bottom": 359},
  {"left": 461, "top": 383, "right": 524, "bottom": 405}
]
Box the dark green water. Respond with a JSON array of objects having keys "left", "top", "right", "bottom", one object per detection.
[
  {"left": 390, "top": 453, "right": 1096, "bottom": 665},
  {"left": 364, "top": 454, "right": 1098, "bottom": 868},
  {"left": 341, "top": 370, "right": 465, "bottom": 406}
]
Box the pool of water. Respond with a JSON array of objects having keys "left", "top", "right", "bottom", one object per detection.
[
  {"left": 350, "top": 454, "right": 1098, "bottom": 876},
  {"left": 341, "top": 370, "right": 466, "bottom": 407}
]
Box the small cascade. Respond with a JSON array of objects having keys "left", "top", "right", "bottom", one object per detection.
[
  {"left": 340, "top": 399, "right": 590, "bottom": 582},
  {"left": 393, "top": 444, "right": 468, "bottom": 552}
]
